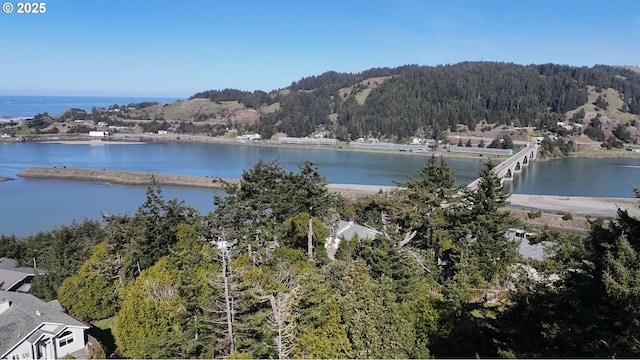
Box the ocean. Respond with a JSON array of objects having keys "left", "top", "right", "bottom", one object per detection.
[{"left": 0, "top": 95, "right": 182, "bottom": 119}]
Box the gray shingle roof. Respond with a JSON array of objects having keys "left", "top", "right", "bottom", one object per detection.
[
  {"left": 0, "top": 258, "right": 47, "bottom": 291},
  {"left": 518, "top": 240, "right": 552, "bottom": 261},
  {"left": 334, "top": 220, "right": 381, "bottom": 241},
  {"left": 0, "top": 291, "right": 88, "bottom": 356}
]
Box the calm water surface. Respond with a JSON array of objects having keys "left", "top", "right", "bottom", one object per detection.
[{"left": 0, "top": 142, "right": 638, "bottom": 237}]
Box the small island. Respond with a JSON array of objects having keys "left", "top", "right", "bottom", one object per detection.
[{"left": 17, "top": 167, "right": 237, "bottom": 189}]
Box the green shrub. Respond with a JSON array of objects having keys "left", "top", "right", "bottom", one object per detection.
[
  {"left": 557, "top": 211, "right": 573, "bottom": 221},
  {"left": 528, "top": 210, "right": 542, "bottom": 219}
]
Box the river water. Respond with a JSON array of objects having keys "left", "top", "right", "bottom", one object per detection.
[{"left": 0, "top": 142, "right": 638, "bottom": 237}]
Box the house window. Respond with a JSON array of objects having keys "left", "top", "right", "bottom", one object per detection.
[{"left": 58, "top": 330, "right": 74, "bottom": 347}]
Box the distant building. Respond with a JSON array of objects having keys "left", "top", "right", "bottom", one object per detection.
[
  {"left": 349, "top": 141, "right": 429, "bottom": 152},
  {"left": 157, "top": 130, "right": 168, "bottom": 135},
  {"left": 0, "top": 291, "right": 90, "bottom": 359},
  {"left": 278, "top": 137, "right": 338, "bottom": 146},
  {"left": 314, "top": 131, "right": 330, "bottom": 138},
  {"left": 449, "top": 146, "right": 513, "bottom": 156},
  {"left": 0, "top": 258, "right": 47, "bottom": 293},
  {"left": 88, "top": 131, "right": 110, "bottom": 137},
  {"left": 236, "top": 133, "right": 261, "bottom": 141},
  {"left": 107, "top": 126, "right": 128, "bottom": 131},
  {"left": 325, "top": 220, "right": 382, "bottom": 259}
]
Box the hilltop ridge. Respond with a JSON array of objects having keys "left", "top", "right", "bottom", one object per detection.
[{"left": 2, "top": 62, "right": 639, "bottom": 150}]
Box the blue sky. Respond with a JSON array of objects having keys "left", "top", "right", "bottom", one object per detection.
[{"left": 1, "top": 0, "right": 639, "bottom": 97}]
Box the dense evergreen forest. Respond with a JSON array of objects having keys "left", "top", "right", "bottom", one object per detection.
[
  {"left": 2, "top": 158, "right": 639, "bottom": 358},
  {"left": 191, "top": 62, "right": 640, "bottom": 140}
]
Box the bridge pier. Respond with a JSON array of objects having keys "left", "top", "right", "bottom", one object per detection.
[
  {"left": 514, "top": 161, "right": 522, "bottom": 173},
  {"left": 467, "top": 143, "right": 538, "bottom": 190}
]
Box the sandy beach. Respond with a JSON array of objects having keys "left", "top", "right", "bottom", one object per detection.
[
  {"left": 508, "top": 193, "right": 640, "bottom": 218},
  {"left": 328, "top": 184, "right": 640, "bottom": 218}
]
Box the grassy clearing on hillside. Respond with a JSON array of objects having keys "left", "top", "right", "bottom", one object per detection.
[
  {"left": 338, "top": 76, "right": 392, "bottom": 104},
  {"left": 154, "top": 99, "right": 245, "bottom": 121},
  {"left": 571, "top": 147, "right": 640, "bottom": 158},
  {"left": 262, "top": 102, "right": 280, "bottom": 113},
  {"left": 567, "top": 86, "right": 639, "bottom": 124},
  {"left": 617, "top": 65, "right": 640, "bottom": 74},
  {"left": 14, "top": 126, "right": 31, "bottom": 135},
  {"left": 356, "top": 88, "right": 372, "bottom": 105}
]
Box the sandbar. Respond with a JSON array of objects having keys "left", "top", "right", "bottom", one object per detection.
[{"left": 15, "top": 167, "right": 639, "bottom": 218}]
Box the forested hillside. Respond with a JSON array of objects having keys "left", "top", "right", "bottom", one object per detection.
[
  {"left": 9, "top": 62, "right": 639, "bottom": 147},
  {"left": 191, "top": 62, "right": 640, "bottom": 141}
]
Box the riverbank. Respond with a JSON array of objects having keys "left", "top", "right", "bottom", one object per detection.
[
  {"left": 7, "top": 132, "right": 639, "bottom": 161},
  {"left": 16, "top": 167, "right": 639, "bottom": 218},
  {"left": 13, "top": 133, "right": 510, "bottom": 161},
  {"left": 509, "top": 194, "right": 640, "bottom": 219}
]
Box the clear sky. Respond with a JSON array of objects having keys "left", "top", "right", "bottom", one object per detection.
[{"left": 1, "top": 0, "right": 639, "bottom": 97}]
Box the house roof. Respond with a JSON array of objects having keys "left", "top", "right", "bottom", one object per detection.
[
  {"left": 518, "top": 240, "right": 553, "bottom": 261},
  {"left": 334, "top": 220, "right": 381, "bottom": 241},
  {"left": 0, "top": 291, "right": 89, "bottom": 357},
  {"left": 0, "top": 258, "right": 47, "bottom": 291},
  {"left": 325, "top": 220, "right": 383, "bottom": 260}
]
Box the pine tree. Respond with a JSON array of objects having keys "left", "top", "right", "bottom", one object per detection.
[
  {"left": 211, "top": 160, "right": 338, "bottom": 262},
  {"left": 448, "top": 161, "right": 518, "bottom": 286}
]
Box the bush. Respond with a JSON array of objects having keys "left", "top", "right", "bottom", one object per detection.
[
  {"left": 528, "top": 210, "right": 542, "bottom": 219},
  {"left": 557, "top": 211, "right": 573, "bottom": 221}
]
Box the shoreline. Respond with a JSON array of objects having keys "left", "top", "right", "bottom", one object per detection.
[
  {"left": 8, "top": 132, "right": 639, "bottom": 160},
  {"left": 508, "top": 193, "right": 640, "bottom": 219},
  {"left": 15, "top": 167, "right": 639, "bottom": 218},
  {"left": 3, "top": 133, "right": 512, "bottom": 161}
]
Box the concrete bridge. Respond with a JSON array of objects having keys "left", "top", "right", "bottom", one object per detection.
[{"left": 467, "top": 143, "right": 538, "bottom": 190}]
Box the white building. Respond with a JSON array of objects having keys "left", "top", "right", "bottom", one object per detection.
[
  {"left": 278, "top": 137, "right": 338, "bottom": 146},
  {"left": 88, "top": 131, "right": 109, "bottom": 137},
  {"left": 236, "top": 133, "right": 261, "bottom": 141},
  {"left": 0, "top": 291, "right": 89, "bottom": 359}
]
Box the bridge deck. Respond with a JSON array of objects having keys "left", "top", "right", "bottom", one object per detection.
[{"left": 467, "top": 143, "right": 537, "bottom": 190}]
